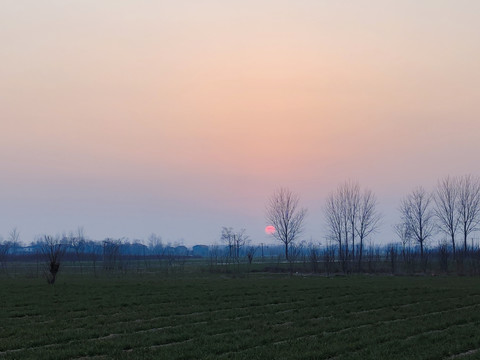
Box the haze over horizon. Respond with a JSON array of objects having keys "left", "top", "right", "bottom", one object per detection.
[{"left": 1, "top": 1, "right": 480, "bottom": 246}]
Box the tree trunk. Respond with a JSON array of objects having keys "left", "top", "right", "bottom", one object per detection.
[
  {"left": 451, "top": 233, "right": 456, "bottom": 259},
  {"left": 358, "top": 238, "right": 363, "bottom": 269}
]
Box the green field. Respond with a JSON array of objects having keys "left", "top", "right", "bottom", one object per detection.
[{"left": 1, "top": 273, "right": 480, "bottom": 359}]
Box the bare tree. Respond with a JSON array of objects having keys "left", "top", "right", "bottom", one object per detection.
[
  {"left": 324, "top": 190, "right": 345, "bottom": 261},
  {"left": 356, "top": 188, "right": 381, "bottom": 266},
  {"left": 220, "top": 227, "right": 249, "bottom": 260},
  {"left": 394, "top": 222, "right": 412, "bottom": 262},
  {"left": 457, "top": 174, "right": 480, "bottom": 254},
  {"left": 325, "top": 182, "right": 379, "bottom": 269},
  {"left": 69, "top": 227, "right": 86, "bottom": 274},
  {"left": 434, "top": 176, "right": 460, "bottom": 258},
  {"left": 148, "top": 233, "right": 164, "bottom": 266},
  {"left": 41, "top": 235, "right": 66, "bottom": 284},
  {"left": 234, "top": 229, "right": 249, "bottom": 259},
  {"left": 8, "top": 227, "right": 20, "bottom": 246},
  {"left": 246, "top": 246, "right": 257, "bottom": 265},
  {"left": 208, "top": 243, "right": 220, "bottom": 272},
  {"left": 399, "top": 187, "right": 436, "bottom": 259},
  {"left": 266, "top": 188, "right": 307, "bottom": 261},
  {"left": 103, "top": 238, "right": 121, "bottom": 271},
  {"left": 87, "top": 240, "right": 101, "bottom": 277},
  {"left": 221, "top": 227, "right": 235, "bottom": 259},
  {"left": 344, "top": 182, "right": 360, "bottom": 260}
]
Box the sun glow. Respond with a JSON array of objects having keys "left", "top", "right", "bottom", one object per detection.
[{"left": 265, "top": 225, "right": 275, "bottom": 235}]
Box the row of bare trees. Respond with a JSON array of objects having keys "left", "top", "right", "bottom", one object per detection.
[
  {"left": 265, "top": 185, "right": 381, "bottom": 268},
  {"left": 398, "top": 175, "right": 480, "bottom": 260},
  {"left": 324, "top": 181, "right": 382, "bottom": 270},
  {"left": 268, "top": 175, "right": 480, "bottom": 273}
]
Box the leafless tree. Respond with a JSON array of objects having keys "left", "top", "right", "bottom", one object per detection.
[
  {"left": 246, "top": 246, "right": 257, "bottom": 265},
  {"left": 399, "top": 187, "right": 436, "bottom": 259},
  {"left": 386, "top": 243, "right": 399, "bottom": 274},
  {"left": 325, "top": 182, "right": 380, "bottom": 269},
  {"left": 41, "top": 235, "right": 66, "bottom": 284},
  {"left": 457, "top": 174, "right": 480, "bottom": 254},
  {"left": 148, "top": 233, "right": 164, "bottom": 266},
  {"left": 308, "top": 242, "right": 320, "bottom": 273},
  {"left": 87, "top": 240, "right": 101, "bottom": 277},
  {"left": 221, "top": 227, "right": 235, "bottom": 259},
  {"left": 356, "top": 188, "right": 381, "bottom": 266},
  {"left": 434, "top": 176, "right": 460, "bottom": 258},
  {"left": 221, "top": 227, "right": 249, "bottom": 262},
  {"left": 103, "top": 238, "right": 121, "bottom": 270},
  {"left": 148, "top": 233, "right": 163, "bottom": 249},
  {"left": 208, "top": 243, "right": 220, "bottom": 272},
  {"left": 266, "top": 188, "right": 307, "bottom": 260},
  {"left": 8, "top": 227, "right": 20, "bottom": 246},
  {"left": 69, "top": 227, "right": 86, "bottom": 274},
  {"left": 394, "top": 222, "right": 412, "bottom": 262},
  {"left": 344, "top": 182, "right": 360, "bottom": 260},
  {"left": 438, "top": 240, "right": 449, "bottom": 273},
  {"left": 234, "top": 229, "right": 249, "bottom": 259},
  {"left": 324, "top": 190, "right": 345, "bottom": 261}
]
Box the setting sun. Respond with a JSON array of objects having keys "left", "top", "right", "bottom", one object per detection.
[{"left": 265, "top": 225, "right": 275, "bottom": 235}]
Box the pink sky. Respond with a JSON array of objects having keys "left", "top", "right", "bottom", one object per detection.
[{"left": 1, "top": 1, "right": 480, "bottom": 245}]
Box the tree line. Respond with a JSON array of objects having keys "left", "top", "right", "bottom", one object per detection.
[
  {"left": 2, "top": 174, "right": 480, "bottom": 282},
  {"left": 264, "top": 174, "right": 480, "bottom": 273}
]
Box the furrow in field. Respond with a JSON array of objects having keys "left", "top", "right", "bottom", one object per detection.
[
  {"left": 445, "top": 347, "right": 480, "bottom": 359},
  {"left": 325, "top": 319, "right": 480, "bottom": 360},
  {"left": 214, "top": 302, "right": 480, "bottom": 359},
  {"left": 1, "top": 291, "right": 476, "bottom": 355}
]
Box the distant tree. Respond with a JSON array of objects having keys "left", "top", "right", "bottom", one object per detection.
[
  {"left": 399, "top": 187, "right": 436, "bottom": 259},
  {"left": 41, "top": 235, "right": 66, "bottom": 284},
  {"left": 8, "top": 227, "right": 20, "bottom": 247},
  {"left": 221, "top": 227, "right": 235, "bottom": 258},
  {"left": 344, "top": 182, "right": 360, "bottom": 260},
  {"left": 246, "top": 245, "right": 257, "bottom": 265},
  {"left": 69, "top": 227, "right": 86, "bottom": 274},
  {"left": 148, "top": 233, "right": 164, "bottom": 266},
  {"left": 324, "top": 181, "right": 359, "bottom": 263},
  {"left": 325, "top": 189, "right": 345, "bottom": 262},
  {"left": 148, "top": 233, "right": 163, "bottom": 252},
  {"left": 307, "top": 241, "right": 321, "bottom": 273},
  {"left": 87, "top": 240, "right": 102, "bottom": 277},
  {"left": 266, "top": 188, "right": 307, "bottom": 260},
  {"left": 356, "top": 188, "right": 382, "bottom": 266},
  {"left": 394, "top": 222, "right": 412, "bottom": 262},
  {"left": 325, "top": 182, "right": 380, "bottom": 268},
  {"left": 220, "top": 227, "right": 249, "bottom": 261},
  {"left": 457, "top": 174, "right": 480, "bottom": 254},
  {"left": 438, "top": 240, "right": 449, "bottom": 273},
  {"left": 234, "top": 229, "right": 249, "bottom": 259},
  {"left": 208, "top": 243, "right": 221, "bottom": 271},
  {"left": 102, "top": 238, "right": 121, "bottom": 270},
  {"left": 434, "top": 176, "right": 460, "bottom": 258}
]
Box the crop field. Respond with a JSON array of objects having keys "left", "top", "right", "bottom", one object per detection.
[{"left": 1, "top": 273, "right": 480, "bottom": 359}]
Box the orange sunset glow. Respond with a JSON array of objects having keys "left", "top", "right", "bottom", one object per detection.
[{"left": 1, "top": 1, "right": 480, "bottom": 246}]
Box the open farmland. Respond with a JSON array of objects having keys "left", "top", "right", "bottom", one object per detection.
[{"left": 1, "top": 274, "right": 480, "bottom": 359}]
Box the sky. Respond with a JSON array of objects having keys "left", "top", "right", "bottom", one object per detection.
[{"left": 1, "top": 1, "right": 480, "bottom": 246}]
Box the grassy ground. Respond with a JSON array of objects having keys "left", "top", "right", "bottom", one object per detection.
[{"left": 1, "top": 273, "right": 480, "bottom": 359}]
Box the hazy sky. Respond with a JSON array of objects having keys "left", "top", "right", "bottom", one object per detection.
[{"left": 1, "top": 1, "right": 480, "bottom": 246}]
